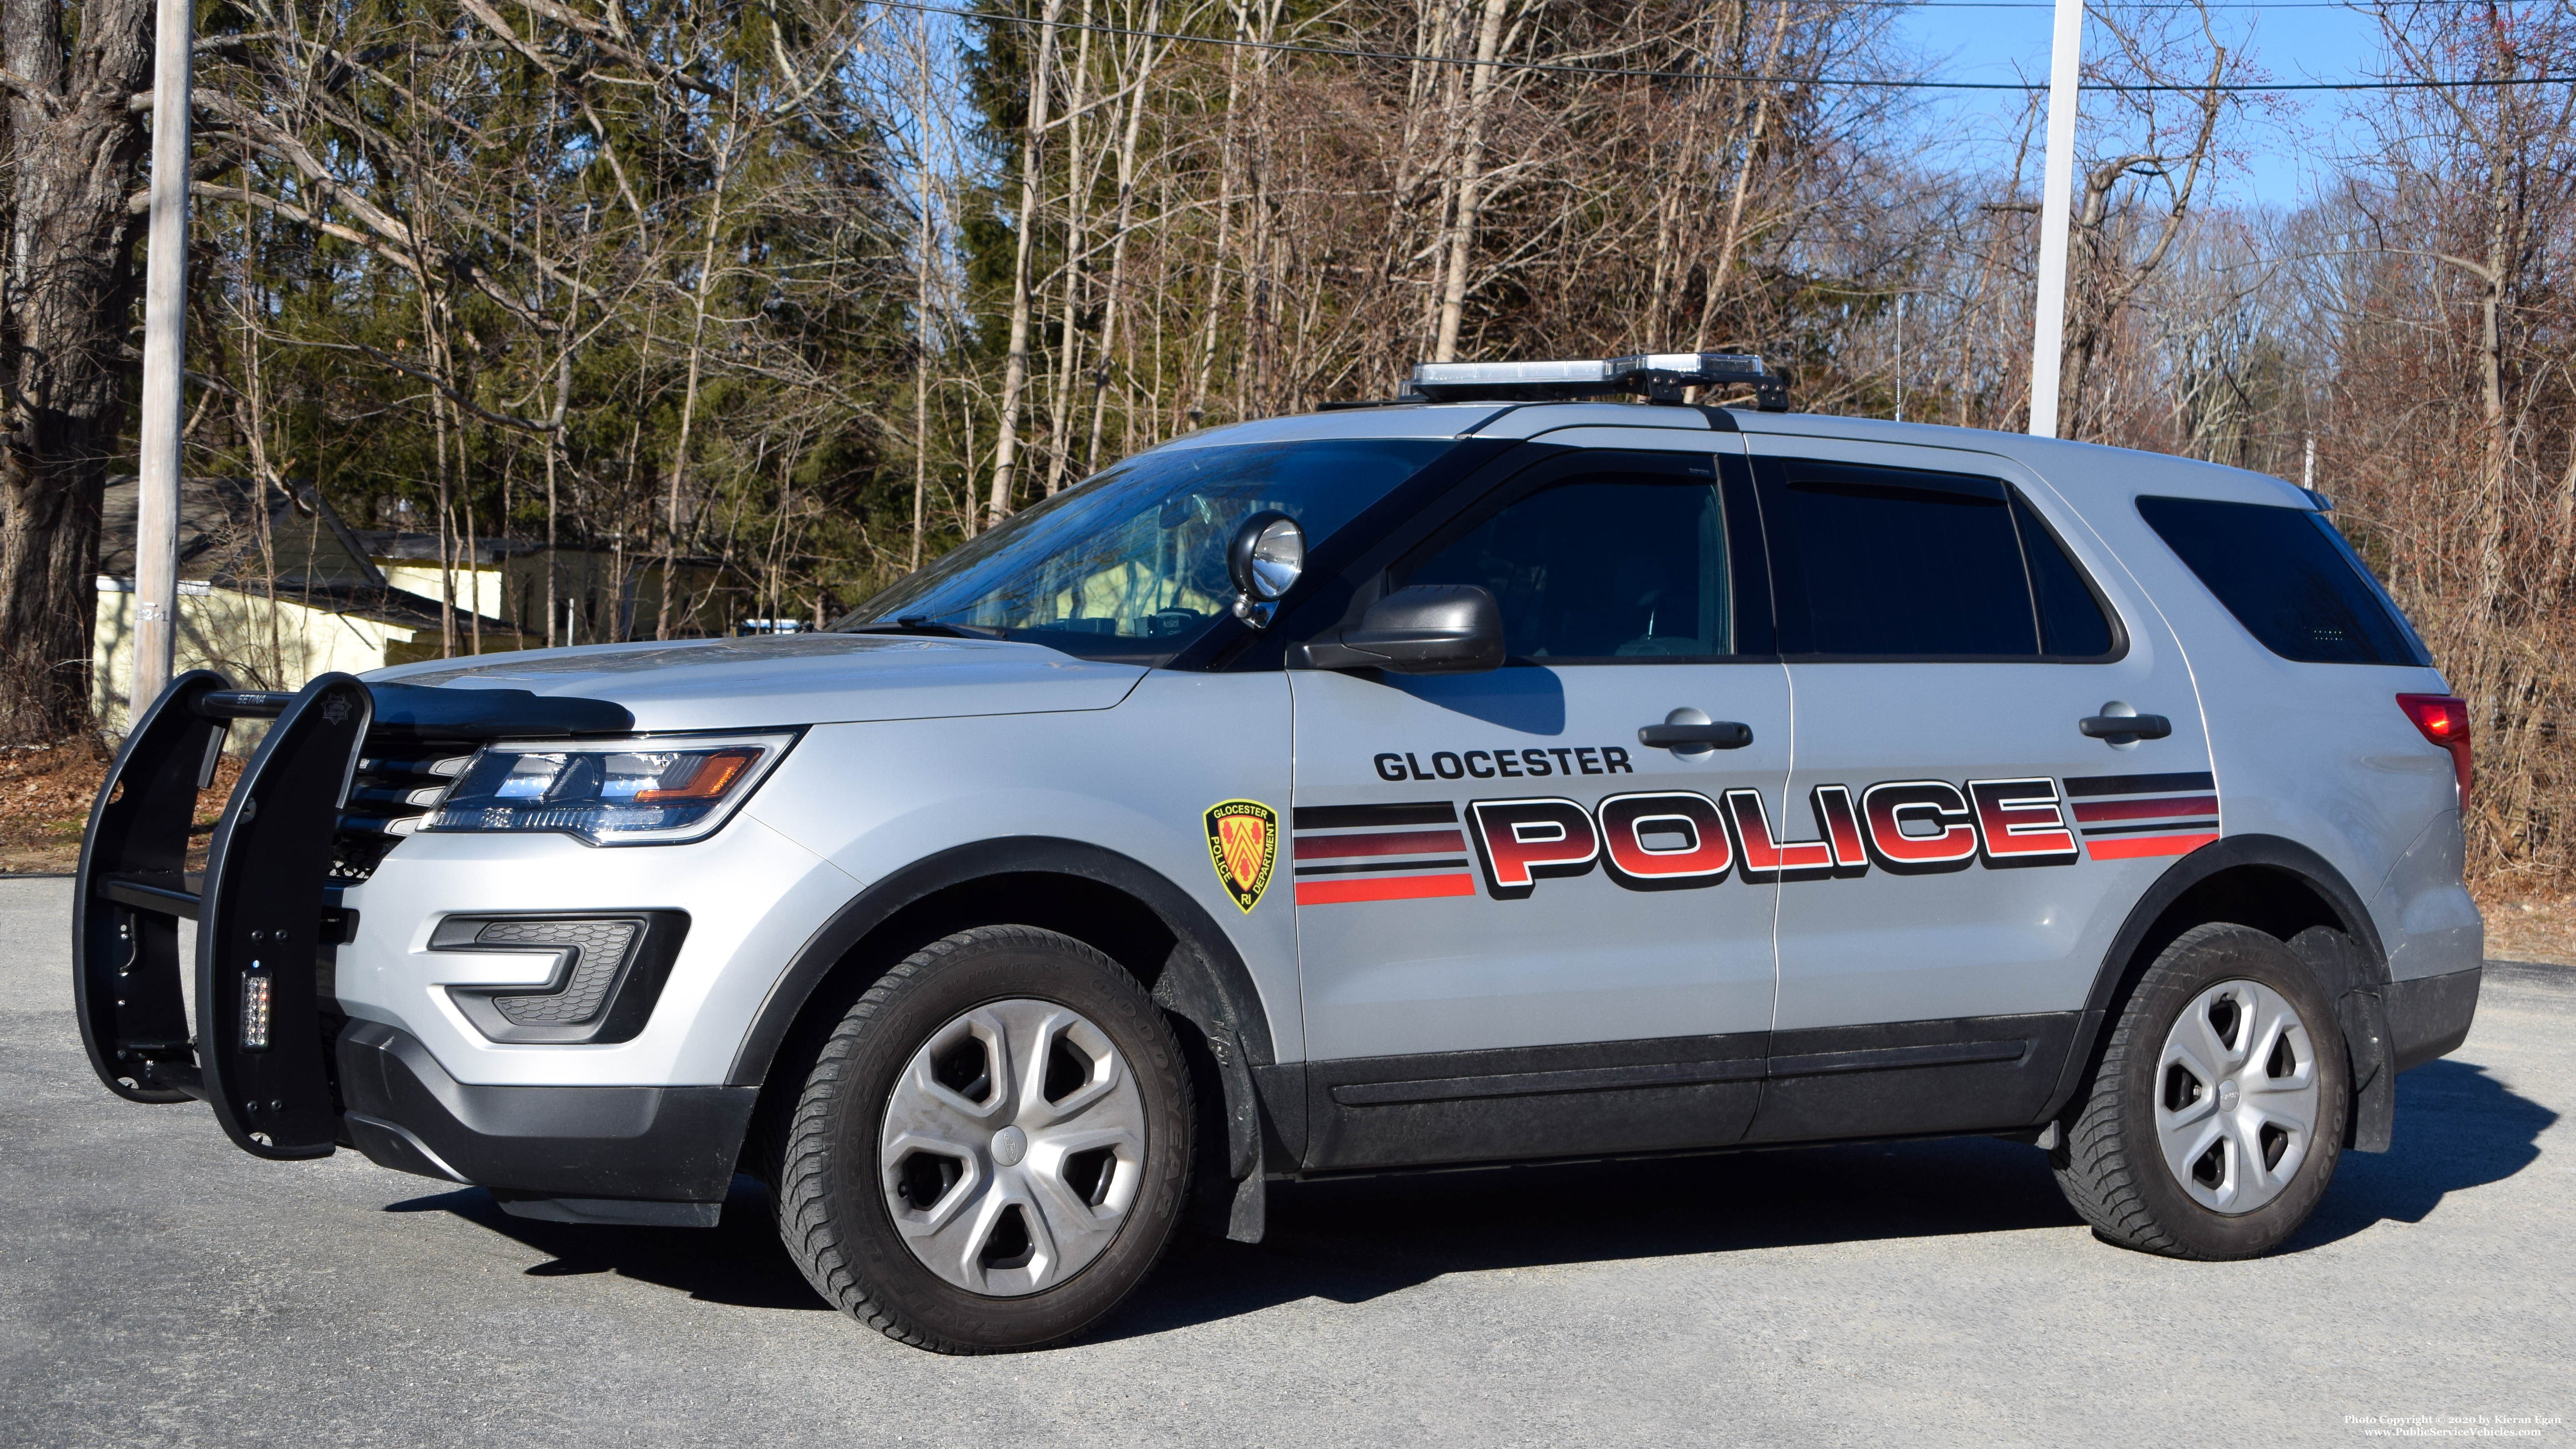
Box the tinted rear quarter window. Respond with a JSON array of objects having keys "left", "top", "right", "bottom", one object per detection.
[
  {"left": 2136, "top": 496, "right": 2431, "bottom": 666},
  {"left": 2015, "top": 495, "right": 2116, "bottom": 657}
]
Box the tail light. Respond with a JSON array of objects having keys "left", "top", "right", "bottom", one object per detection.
[{"left": 2396, "top": 694, "right": 2472, "bottom": 803}]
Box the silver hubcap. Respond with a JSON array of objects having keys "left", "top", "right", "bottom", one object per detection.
[
  {"left": 879, "top": 999, "right": 1146, "bottom": 1297},
  {"left": 2155, "top": 979, "right": 2320, "bottom": 1214}
]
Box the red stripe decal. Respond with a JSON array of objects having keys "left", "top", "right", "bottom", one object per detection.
[
  {"left": 1294, "top": 829, "right": 1469, "bottom": 861},
  {"left": 2086, "top": 832, "right": 2219, "bottom": 861},
  {"left": 2071, "top": 795, "right": 2218, "bottom": 824},
  {"left": 1294, "top": 873, "right": 1477, "bottom": 905}
]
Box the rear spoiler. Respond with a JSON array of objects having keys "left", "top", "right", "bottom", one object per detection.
[{"left": 71, "top": 672, "right": 631, "bottom": 1157}]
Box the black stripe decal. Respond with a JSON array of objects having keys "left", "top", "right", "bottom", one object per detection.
[
  {"left": 1292, "top": 858, "right": 1472, "bottom": 877},
  {"left": 1292, "top": 801, "right": 1459, "bottom": 830},
  {"left": 2081, "top": 819, "right": 2221, "bottom": 837},
  {"left": 2062, "top": 771, "right": 2218, "bottom": 799}
]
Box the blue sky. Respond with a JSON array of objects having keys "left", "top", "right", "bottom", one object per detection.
[{"left": 1887, "top": 1, "right": 2396, "bottom": 206}]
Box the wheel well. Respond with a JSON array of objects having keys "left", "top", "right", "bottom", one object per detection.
[
  {"left": 858, "top": 872, "right": 1183, "bottom": 996},
  {"left": 2097, "top": 864, "right": 2359, "bottom": 1032},
  {"left": 2130, "top": 865, "right": 2349, "bottom": 978},
  {"left": 740, "top": 870, "right": 1229, "bottom": 1192},
  {"left": 2049, "top": 857, "right": 2376, "bottom": 1129}
]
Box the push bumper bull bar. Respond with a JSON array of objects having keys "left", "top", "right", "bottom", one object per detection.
[{"left": 73, "top": 671, "right": 633, "bottom": 1162}]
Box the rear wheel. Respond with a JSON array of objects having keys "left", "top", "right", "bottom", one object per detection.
[
  {"left": 2052, "top": 922, "right": 2349, "bottom": 1259},
  {"left": 772, "top": 926, "right": 1194, "bottom": 1352}
]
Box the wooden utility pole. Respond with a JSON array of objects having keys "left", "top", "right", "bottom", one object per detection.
[{"left": 131, "top": 0, "right": 193, "bottom": 708}]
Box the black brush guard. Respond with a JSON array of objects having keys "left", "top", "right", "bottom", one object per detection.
[{"left": 73, "top": 672, "right": 631, "bottom": 1160}]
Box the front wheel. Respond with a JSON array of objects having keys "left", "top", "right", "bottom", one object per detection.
[
  {"left": 772, "top": 926, "right": 1194, "bottom": 1353},
  {"left": 2053, "top": 922, "right": 2350, "bottom": 1259}
]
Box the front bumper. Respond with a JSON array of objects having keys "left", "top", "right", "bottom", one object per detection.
[
  {"left": 72, "top": 673, "right": 784, "bottom": 1213},
  {"left": 338, "top": 1020, "right": 755, "bottom": 1225}
]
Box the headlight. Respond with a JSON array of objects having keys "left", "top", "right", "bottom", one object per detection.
[{"left": 421, "top": 732, "right": 796, "bottom": 845}]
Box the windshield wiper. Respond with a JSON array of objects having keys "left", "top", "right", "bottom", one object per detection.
[{"left": 843, "top": 616, "right": 1008, "bottom": 640}]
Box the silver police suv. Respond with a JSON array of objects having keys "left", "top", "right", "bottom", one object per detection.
[{"left": 75, "top": 354, "right": 2483, "bottom": 1353}]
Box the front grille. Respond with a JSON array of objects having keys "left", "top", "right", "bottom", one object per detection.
[{"left": 332, "top": 735, "right": 477, "bottom": 881}]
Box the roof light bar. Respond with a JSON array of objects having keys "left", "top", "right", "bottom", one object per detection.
[{"left": 1401, "top": 352, "right": 1788, "bottom": 410}]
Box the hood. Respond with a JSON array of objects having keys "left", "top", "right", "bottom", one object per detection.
[{"left": 364, "top": 634, "right": 1148, "bottom": 732}]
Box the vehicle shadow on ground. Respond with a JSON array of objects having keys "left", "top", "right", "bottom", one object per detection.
[
  {"left": 2288, "top": 1058, "right": 2556, "bottom": 1251},
  {"left": 1111, "top": 1134, "right": 2079, "bottom": 1342},
  {"left": 381, "top": 1059, "right": 2552, "bottom": 1331},
  {"left": 1114, "top": 1060, "right": 2554, "bottom": 1340},
  {"left": 385, "top": 1179, "right": 828, "bottom": 1312}
]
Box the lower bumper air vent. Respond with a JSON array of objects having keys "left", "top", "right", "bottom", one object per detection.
[{"left": 430, "top": 911, "right": 690, "bottom": 1045}]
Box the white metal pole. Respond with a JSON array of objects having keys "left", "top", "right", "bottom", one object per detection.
[
  {"left": 2027, "top": 0, "right": 2084, "bottom": 438},
  {"left": 1895, "top": 292, "right": 1906, "bottom": 423},
  {"left": 131, "top": 0, "right": 194, "bottom": 714}
]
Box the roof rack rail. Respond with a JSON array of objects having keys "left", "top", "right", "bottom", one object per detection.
[{"left": 1397, "top": 352, "right": 1790, "bottom": 411}]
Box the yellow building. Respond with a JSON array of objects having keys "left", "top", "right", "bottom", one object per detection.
[
  {"left": 93, "top": 478, "right": 525, "bottom": 734},
  {"left": 355, "top": 532, "right": 738, "bottom": 644}
]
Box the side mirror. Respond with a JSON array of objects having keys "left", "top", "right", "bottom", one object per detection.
[
  {"left": 1294, "top": 584, "right": 1504, "bottom": 674},
  {"left": 1227, "top": 511, "right": 1305, "bottom": 629}
]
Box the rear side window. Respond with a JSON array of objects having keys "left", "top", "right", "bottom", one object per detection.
[
  {"left": 1761, "top": 461, "right": 2118, "bottom": 659},
  {"left": 2136, "top": 496, "right": 2431, "bottom": 666}
]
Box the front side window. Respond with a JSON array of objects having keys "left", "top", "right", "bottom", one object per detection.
[
  {"left": 2136, "top": 495, "right": 2431, "bottom": 666},
  {"left": 1402, "top": 467, "right": 1734, "bottom": 660},
  {"left": 1762, "top": 461, "right": 2117, "bottom": 659},
  {"left": 843, "top": 438, "right": 1453, "bottom": 663}
]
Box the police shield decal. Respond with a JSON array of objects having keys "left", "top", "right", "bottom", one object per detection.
[{"left": 1204, "top": 800, "right": 1280, "bottom": 912}]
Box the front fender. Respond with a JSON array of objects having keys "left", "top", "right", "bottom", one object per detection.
[
  {"left": 725, "top": 835, "right": 1284, "bottom": 1241},
  {"left": 726, "top": 835, "right": 1277, "bottom": 1086}
]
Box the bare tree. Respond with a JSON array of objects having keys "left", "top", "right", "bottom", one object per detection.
[{"left": 0, "top": 0, "right": 159, "bottom": 740}]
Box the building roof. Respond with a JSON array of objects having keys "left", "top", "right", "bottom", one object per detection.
[
  {"left": 353, "top": 531, "right": 728, "bottom": 572},
  {"left": 101, "top": 476, "right": 389, "bottom": 589},
  {"left": 99, "top": 478, "right": 515, "bottom": 634}
]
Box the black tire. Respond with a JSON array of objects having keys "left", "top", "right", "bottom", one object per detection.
[
  {"left": 771, "top": 925, "right": 1194, "bottom": 1353},
  {"left": 2052, "top": 921, "right": 2350, "bottom": 1259}
]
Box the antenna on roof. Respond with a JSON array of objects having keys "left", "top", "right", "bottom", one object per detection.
[{"left": 1399, "top": 352, "right": 1789, "bottom": 411}]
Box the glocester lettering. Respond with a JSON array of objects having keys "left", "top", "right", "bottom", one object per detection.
[{"left": 1374, "top": 746, "right": 1634, "bottom": 783}]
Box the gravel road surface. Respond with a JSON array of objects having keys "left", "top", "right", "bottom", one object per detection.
[{"left": 2, "top": 876, "right": 2566, "bottom": 1448}]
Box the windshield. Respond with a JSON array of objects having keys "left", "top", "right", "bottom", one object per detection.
[{"left": 841, "top": 437, "right": 1454, "bottom": 662}]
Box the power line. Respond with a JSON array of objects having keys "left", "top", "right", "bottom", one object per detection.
[
  {"left": 873, "top": 0, "right": 2576, "bottom": 92},
  {"left": 1865, "top": 0, "right": 2550, "bottom": 7}
]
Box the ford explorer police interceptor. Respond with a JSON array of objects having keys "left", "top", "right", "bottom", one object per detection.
[{"left": 72, "top": 352, "right": 2484, "bottom": 1354}]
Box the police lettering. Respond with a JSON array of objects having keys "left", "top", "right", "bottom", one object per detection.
[{"left": 1457, "top": 775, "right": 2082, "bottom": 899}]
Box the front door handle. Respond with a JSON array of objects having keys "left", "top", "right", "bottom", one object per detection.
[
  {"left": 2079, "top": 713, "right": 2173, "bottom": 742},
  {"left": 1638, "top": 721, "right": 1754, "bottom": 749}
]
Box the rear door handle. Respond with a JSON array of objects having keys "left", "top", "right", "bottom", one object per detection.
[
  {"left": 1638, "top": 721, "right": 1754, "bottom": 749},
  {"left": 2079, "top": 714, "right": 2172, "bottom": 741}
]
